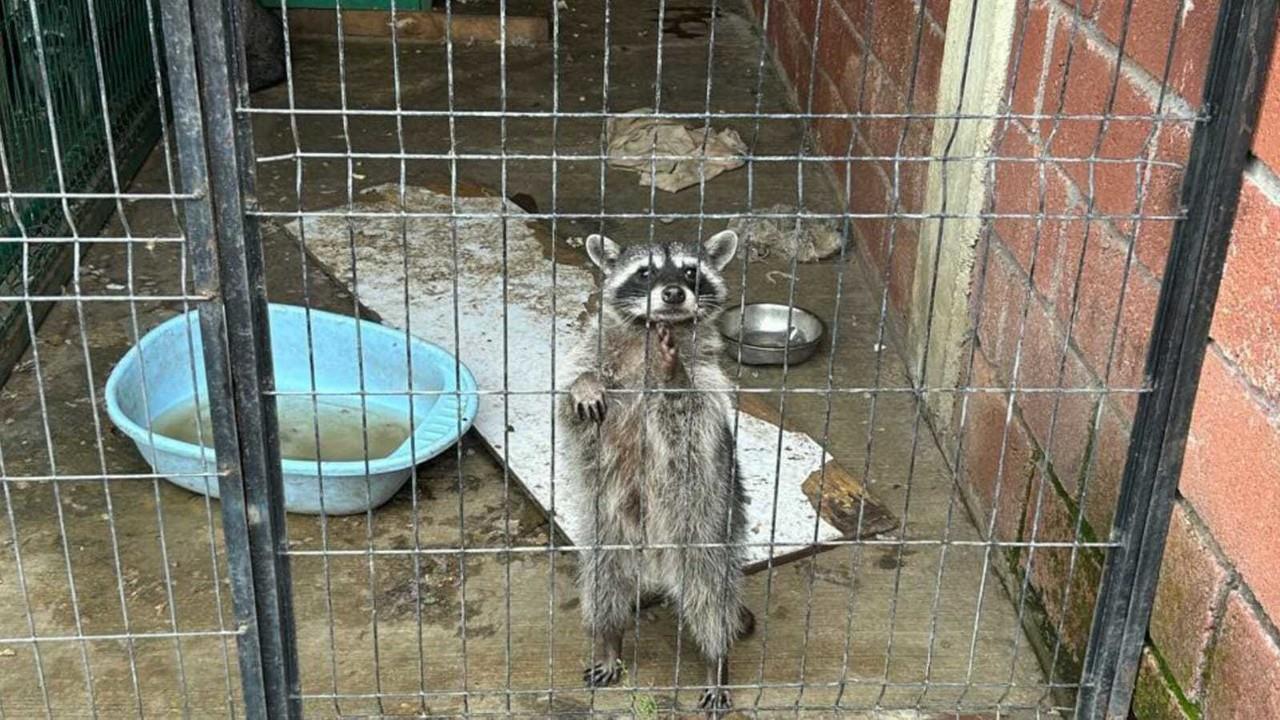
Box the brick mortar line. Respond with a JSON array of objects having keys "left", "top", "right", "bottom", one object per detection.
[
  {"left": 1044, "top": 0, "right": 1199, "bottom": 118},
  {"left": 1007, "top": 113, "right": 1169, "bottom": 284},
  {"left": 822, "top": 0, "right": 947, "bottom": 115},
  {"left": 1023, "top": 0, "right": 1199, "bottom": 292},
  {"left": 746, "top": 0, "right": 923, "bottom": 354},
  {"left": 801, "top": 27, "right": 936, "bottom": 256},
  {"left": 962, "top": 348, "right": 1280, "bottom": 706},
  {"left": 1194, "top": 556, "right": 1235, "bottom": 707},
  {"left": 760, "top": 4, "right": 909, "bottom": 253},
  {"left": 983, "top": 212, "right": 1148, "bottom": 407},
  {"left": 1144, "top": 642, "right": 1203, "bottom": 718},
  {"left": 922, "top": 343, "right": 1085, "bottom": 692},
  {"left": 807, "top": 68, "right": 899, "bottom": 195},
  {"left": 969, "top": 325, "right": 1108, "bottom": 549},
  {"left": 1031, "top": 0, "right": 1059, "bottom": 122},
  {"left": 1172, "top": 495, "right": 1280, "bottom": 660},
  {"left": 1145, "top": 500, "right": 1233, "bottom": 707},
  {"left": 772, "top": 0, "right": 1252, "bottom": 524},
  {"left": 796, "top": 0, "right": 1191, "bottom": 297},
  {"left": 1205, "top": 341, "right": 1280, "bottom": 423},
  {"left": 1244, "top": 155, "right": 1280, "bottom": 204}
]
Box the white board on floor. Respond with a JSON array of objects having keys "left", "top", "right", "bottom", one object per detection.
[{"left": 287, "top": 184, "right": 889, "bottom": 570}]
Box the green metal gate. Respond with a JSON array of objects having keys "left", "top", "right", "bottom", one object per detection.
[{"left": 0, "top": 0, "right": 161, "bottom": 360}]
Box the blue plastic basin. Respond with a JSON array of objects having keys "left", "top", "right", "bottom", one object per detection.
[{"left": 105, "top": 304, "right": 478, "bottom": 514}]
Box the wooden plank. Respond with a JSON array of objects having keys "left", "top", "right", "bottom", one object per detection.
[
  {"left": 799, "top": 463, "right": 899, "bottom": 538},
  {"left": 283, "top": 8, "right": 549, "bottom": 45}
]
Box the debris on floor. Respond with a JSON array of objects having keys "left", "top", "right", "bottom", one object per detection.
[
  {"left": 605, "top": 108, "right": 747, "bottom": 193},
  {"left": 726, "top": 203, "right": 845, "bottom": 263},
  {"left": 284, "top": 182, "right": 895, "bottom": 569}
]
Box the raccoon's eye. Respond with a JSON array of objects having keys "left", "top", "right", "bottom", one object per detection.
[
  {"left": 684, "top": 267, "right": 698, "bottom": 283},
  {"left": 638, "top": 268, "right": 651, "bottom": 280}
]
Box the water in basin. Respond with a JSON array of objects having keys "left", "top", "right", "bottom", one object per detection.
[{"left": 151, "top": 394, "right": 413, "bottom": 463}]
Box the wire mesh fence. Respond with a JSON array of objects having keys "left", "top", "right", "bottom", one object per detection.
[{"left": 0, "top": 0, "right": 1273, "bottom": 717}]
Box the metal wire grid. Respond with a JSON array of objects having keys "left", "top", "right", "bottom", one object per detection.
[
  {"left": 241, "top": 0, "right": 1187, "bottom": 715},
  {"left": 0, "top": 0, "right": 164, "bottom": 355},
  {"left": 0, "top": 0, "right": 1221, "bottom": 717},
  {"left": 0, "top": 0, "right": 240, "bottom": 717}
]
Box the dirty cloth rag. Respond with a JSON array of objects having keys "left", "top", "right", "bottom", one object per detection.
[
  {"left": 606, "top": 108, "right": 747, "bottom": 193},
  {"left": 726, "top": 204, "right": 845, "bottom": 263}
]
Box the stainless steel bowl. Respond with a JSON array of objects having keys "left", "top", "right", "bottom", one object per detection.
[{"left": 718, "top": 303, "right": 826, "bottom": 366}]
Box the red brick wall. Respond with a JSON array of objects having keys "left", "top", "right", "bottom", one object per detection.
[
  {"left": 751, "top": 0, "right": 948, "bottom": 313},
  {"left": 963, "top": 2, "right": 1280, "bottom": 716},
  {"left": 754, "top": 0, "right": 1280, "bottom": 716},
  {"left": 958, "top": 0, "right": 1205, "bottom": 681},
  {"left": 1152, "top": 54, "right": 1280, "bottom": 715}
]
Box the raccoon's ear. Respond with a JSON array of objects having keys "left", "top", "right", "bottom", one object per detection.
[
  {"left": 585, "top": 234, "right": 621, "bottom": 273},
  {"left": 703, "top": 229, "right": 739, "bottom": 270}
]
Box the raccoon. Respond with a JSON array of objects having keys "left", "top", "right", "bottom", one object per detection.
[{"left": 561, "top": 229, "right": 755, "bottom": 715}]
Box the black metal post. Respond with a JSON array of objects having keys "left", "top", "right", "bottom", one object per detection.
[
  {"left": 1076, "top": 0, "right": 1277, "bottom": 717},
  {"left": 159, "top": 0, "right": 300, "bottom": 717}
]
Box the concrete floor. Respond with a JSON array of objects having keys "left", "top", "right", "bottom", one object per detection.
[{"left": 0, "top": 1, "right": 1060, "bottom": 717}]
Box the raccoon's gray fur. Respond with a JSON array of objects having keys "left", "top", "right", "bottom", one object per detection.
[{"left": 561, "top": 229, "right": 754, "bottom": 715}]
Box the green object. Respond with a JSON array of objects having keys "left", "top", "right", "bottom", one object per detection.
[
  {"left": 0, "top": 0, "right": 161, "bottom": 346},
  {"left": 258, "top": 0, "right": 425, "bottom": 9}
]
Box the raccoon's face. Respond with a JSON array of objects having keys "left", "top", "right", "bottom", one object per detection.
[{"left": 585, "top": 230, "right": 738, "bottom": 324}]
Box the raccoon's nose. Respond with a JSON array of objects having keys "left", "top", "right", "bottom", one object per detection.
[{"left": 661, "top": 286, "right": 686, "bottom": 305}]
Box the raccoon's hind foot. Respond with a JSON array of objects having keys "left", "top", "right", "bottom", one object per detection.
[
  {"left": 570, "top": 373, "right": 607, "bottom": 422},
  {"left": 697, "top": 687, "right": 732, "bottom": 717},
  {"left": 656, "top": 323, "right": 679, "bottom": 377},
  {"left": 700, "top": 655, "right": 732, "bottom": 717},
  {"left": 583, "top": 658, "right": 623, "bottom": 687}
]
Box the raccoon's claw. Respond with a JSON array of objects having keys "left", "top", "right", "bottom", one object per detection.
[
  {"left": 697, "top": 687, "right": 732, "bottom": 716},
  {"left": 583, "top": 659, "right": 623, "bottom": 687},
  {"left": 575, "top": 398, "right": 607, "bottom": 422},
  {"left": 570, "top": 375, "right": 607, "bottom": 422}
]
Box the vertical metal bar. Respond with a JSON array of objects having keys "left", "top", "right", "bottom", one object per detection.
[
  {"left": 161, "top": 0, "right": 301, "bottom": 717},
  {"left": 440, "top": 1, "right": 473, "bottom": 712},
  {"left": 383, "top": 0, "right": 429, "bottom": 712},
  {"left": 587, "top": 0, "right": 613, "bottom": 715},
  {"left": 271, "top": 2, "right": 344, "bottom": 712},
  {"left": 495, "top": 1, "right": 515, "bottom": 714},
  {"left": 329, "top": 2, "right": 387, "bottom": 710},
  {"left": 81, "top": 0, "right": 195, "bottom": 711},
  {"left": 139, "top": 1, "right": 242, "bottom": 706},
  {"left": 1076, "top": 0, "right": 1277, "bottom": 716},
  {"left": 864, "top": 0, "right": 933, "bottom": 708},
  {"left": 545, "top": 0, "right": 563, "bottom": 712}
]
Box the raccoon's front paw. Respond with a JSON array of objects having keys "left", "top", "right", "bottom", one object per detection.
[
  {"left": 656, "top": 323, "right": 679, "bottom": 376},
  {"left": 583, "top": 658, "right": 623, "bottom": 687},
  {"left": 571, "top": 376, "right": 607, "bottom": 422},
  {"left": 697, "top": 687, "right": 732, "bottom": 716}
]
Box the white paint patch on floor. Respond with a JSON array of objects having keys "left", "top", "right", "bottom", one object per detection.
[{"left": 287, "top": 184, "right": 846, "bottom": 566}]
